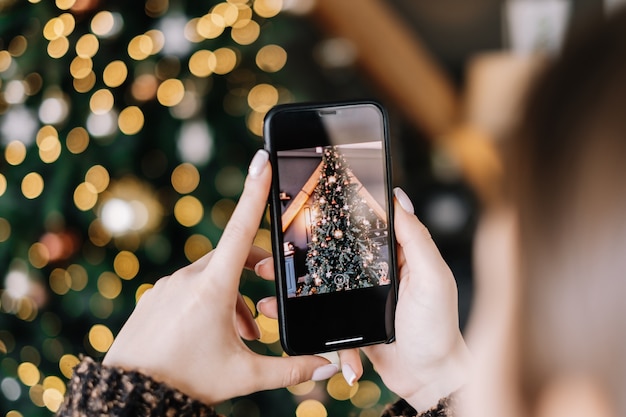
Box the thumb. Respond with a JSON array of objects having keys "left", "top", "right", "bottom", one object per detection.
[{"left": 253, "top": 355, "right": 338, "bottom": 389}]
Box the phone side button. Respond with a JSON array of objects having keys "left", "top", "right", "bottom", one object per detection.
[{"left": 324, "top": 336, "right": 364, "bottom": 346}]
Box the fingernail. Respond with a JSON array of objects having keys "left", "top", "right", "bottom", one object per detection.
[
  {"left": 342, "top": 364, "right": 357, "bottom": 386},
  {"left": 248, "top": 150, "right": 269, "bottom": 178},
  {"left": 394, "top": 187, "right": 415, "bottom": 214},
  {"left": 254, "top": 257, "right": 271, "bottom": 276},
  {"left": 311, "top": 363, "right": 339, "bottom": 381}
]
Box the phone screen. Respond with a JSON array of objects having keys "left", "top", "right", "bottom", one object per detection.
[{"left": 264, "top": 101, "right": 397, "bottom": 355}]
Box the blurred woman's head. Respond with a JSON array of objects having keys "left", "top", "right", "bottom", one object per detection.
[{"left": 507, "top": 7, "right": 626, "bottom": 416}]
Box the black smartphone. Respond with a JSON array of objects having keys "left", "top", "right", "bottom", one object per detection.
[{"left": 263, "top": 100, "right": 398, "bottom": 355}]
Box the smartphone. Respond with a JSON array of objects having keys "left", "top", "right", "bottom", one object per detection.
[{"left": 263, "top": 100, "right": 398, "bottom": 355}]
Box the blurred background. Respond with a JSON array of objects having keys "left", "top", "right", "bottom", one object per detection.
[{"left": 0, "top": 0, "right": 614, "bottom": 416}]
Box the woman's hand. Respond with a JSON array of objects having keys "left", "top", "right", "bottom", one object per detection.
[
  {"left": 361, "top": 188, "right": 470, "bottom": 412},
  {"left": 103, "top": 150, "right": 335, "bottom": 405},
  {"left": 255, "top": 187, "right": 470, "bottom": 410}
]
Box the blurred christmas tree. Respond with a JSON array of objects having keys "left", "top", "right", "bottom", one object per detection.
[
  {"left": 303, "top": 146, "right": 381, "bottom": 295},
  {"left": 0, "top": 0, "right": 397, "bottom": 416}
]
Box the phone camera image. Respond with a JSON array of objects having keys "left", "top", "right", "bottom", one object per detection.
[
  {"left": 279, "top": 145, "right": 391, "bottom": 298},
  {"left": 264, "top": 100, "right": 397, "bottom": 355}
]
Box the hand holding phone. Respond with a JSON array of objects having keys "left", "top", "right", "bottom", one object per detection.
[{"left": 264, "top": 100, "right": 398, "bottom": 355}]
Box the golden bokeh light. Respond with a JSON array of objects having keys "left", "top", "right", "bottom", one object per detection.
[
  {"left": 85, "top": 165, "right": 110, "bottom": 193},
  {"left": 88, "top": 220, "right": 112, "bottom": 247},
  {"left": 350, "top": 381, "right": 382, "bottom": 409},
  {"left": 157, "top": 78, "right": 185, "bottom": 107},
  {"left": 231, "top": 20, "right": 260, "bottom": 45},
  {"left": 287, "top": 379, "right": 316, "bottom": 396},
  {"left": 67, "top": 264, "right": 88, "bottom": 291},
  {"left": 49, "top": 268, "right": 71, "bottom": 295},
  {"left": 189, "top": 49, "right": 215, "bottom": 77},
  {"left": 75, "top": 33, "right": 99, "bottom": 58},
  {"left": 0, "top": 217, "right": 10, "bottom": 242},
  {"left": 128, "top": 34, "right": 153, "bottom": 61},
  {"left": 327, "top": 373, "right": 359, "bottom": 401},
  {"left": 47, "top": 37, "right": 70, "bottom": 59},
  {"left": 22, "top": 172, "right": 44, "bottom": 199},
  {"left": 73, "top": 182, "right": 98, "bottom": 211},
  {"left": 184, "top": 18, "right": 204, "bottom": 42},
  {"left": 66, "top": 127, "right": 90, "bottom": 154},
  {"left": 145, "top": 30, "right": 165, "bottom": 55},
  {"left": 89, "top": 89, "right": 114, "bottom": 114},
  {"left": 91, "top": 11, "right": 115, "bottom": 36},
  {"left": 174, "top": 195, "right": 204, "bottom": 227},
  {"left": 256, "top": 313, "right": 279, "bottom": 344},
  {"left": 232, "top": 5, "right": 253, "bottom": 29},
  {"left": 197, "top": 14, "right": 225, "bottom": 39},
  {"left": 25, "top": 72, "right": 44, "bottom": 95},
  {"left": 210, "top": 47, "right": 238, "bottom": 75},
  {"left": 43, "top": 375, "right": 66, "bottom": 396},
  {"left": 73, "top": 71, "right": 96, "bottom": 93},
  {"left": 17, "top": 362, "right": 40, "bottom": 387},
  {"left": 0, "top": 50, "right": 12, "bottom": 72},
  {"left": 70, "top": 56, "right": 93, "bottom": 79},
  {"left": 9, "top": 35, "right": 28, "bottom": 57},
  {"left": 118, "top": 106, "right": 144, "bottom": 135},
  {"left": 145, "top": 0, "right": 169, "bottom": 17},
  {"left": 213, "top": 2, "right": 239, "bottom": 26},
  {"left": 113, "top": 250, "right": 140, "bottom": 280},
  {"left": 295, "top": 399, "right": 327, "bottom": 417},
  {"left": 0, "top": 175, "right": 6, "bottom": 197},
  {"left": 39, "top": 136, "right": 62, "bottom": 163},
  {"left": 210, "top": 198, "right": 236, "bottom": 229},
  {"left": 253, "top": 0, "right": 283, "bottom": 18},
  {"left": 59, "top": 354, "right": 80, "bottom": 378},
  {"left": 253, "top": 228, "right": 272, "bottom": 253},
  {"left": 29, "top": 243, "right": 50, "bottom": 269},
  {"left": 88, "top": 324, "right": 114, "bottom": 352},
  {"left": 30, "top": 384, "right": 45, "bottom": 407},
  {"left": 248, "top": 83, "right": 279, "bottom": 112},
  {"left": 103, "top": 60, "right": 128, "bottom": 88},
  {"left": 97, "top": 272, "right": 122, "bottom": 299},
  {"left": 135, "top": 283, "right": 153, "bottom": 302},
  {"left": 184, "top": 234, "right": 213, "bottom": 262},
  {"left": 58, "top": 13, "right": 76, "bottom": 36},
  {"left": 171, "top": 162, "right": 200, "bottom": 194},
  {"left": 246, "top": 110, "right": 265, "bottom": 137},
  {"left": 43, "top": 18, "right": 65, "bottom": 41},
  {"left": 256, "top": 44, "right": 287, "bottom": 72},
  {"left": 56, "top": 0, "right": 76, "bottom": 11},
  {"left": 5, "top": 140, "right": 27, "bottom": 165},
  {"left": 42, "top": 387, "right": 64, "bottom": 412},
  {"left": 37, "top": 125, "right": 58, "bottom": 145}
]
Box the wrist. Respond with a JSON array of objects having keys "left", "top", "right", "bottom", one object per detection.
[{"left": 404, "top": 337, "right": 471, "bottom": 412}]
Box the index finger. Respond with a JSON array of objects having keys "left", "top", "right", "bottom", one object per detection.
[{"left": 204, "top": 150, "right": 272, "bottom": 293}]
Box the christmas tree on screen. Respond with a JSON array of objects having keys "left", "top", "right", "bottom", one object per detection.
[{"left": 302, "top": 146, "right": 381, "bottom": 295}]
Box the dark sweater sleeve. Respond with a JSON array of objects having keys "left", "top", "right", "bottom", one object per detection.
[
  {"left": 381, "top": 396, "right": 455, "bottom": 417},
  {"left": 56, "top": 357, "right": 219, "bottom": 417}
]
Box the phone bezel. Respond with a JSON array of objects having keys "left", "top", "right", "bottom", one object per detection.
[{"left": 263, "top": 100, "right": 398, "bottom": 355}]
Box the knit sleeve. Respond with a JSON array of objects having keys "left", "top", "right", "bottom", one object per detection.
[
  {"left": 381, "top": 396, "right": 455, "bottom": 417},
  {"left": 56, "top": 356, "right": 219, "bottom": 417}
]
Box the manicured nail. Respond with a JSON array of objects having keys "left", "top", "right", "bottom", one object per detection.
[
  {"left": 394, "top": 187, "right": 415, "bottom": 214},
  {"left": 254, "top": 257, "right": 271, "bottom": 276},
  {"left": 342, "top": 364, "right": 357, "bottom": 386},
  {"left": 248, "top": 150, "right": 269, "bottom": 178},
  {"left": 311, "top": 363, "right": 339, "bottom": 381}
]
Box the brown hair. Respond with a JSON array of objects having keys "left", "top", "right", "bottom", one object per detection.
[{"left": 506, "top": 8, "right": 626, "bottom": 414}]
